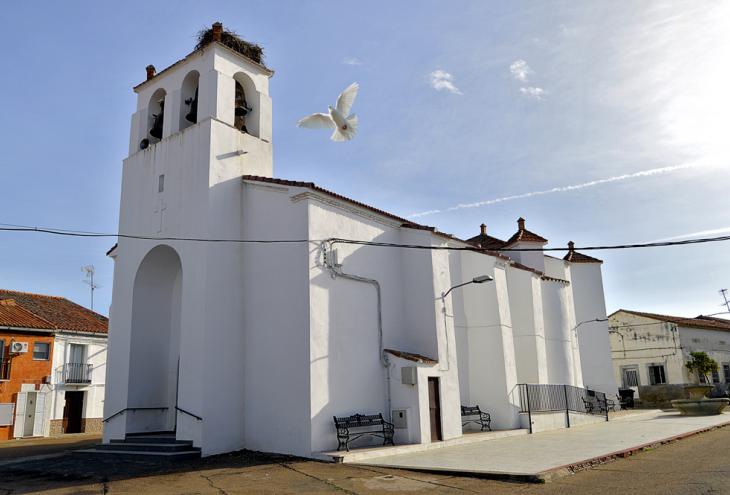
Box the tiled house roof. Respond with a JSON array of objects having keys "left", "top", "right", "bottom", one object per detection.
[
  {"left": 0, "top": 290, "right": 108, "bottom": 334},
  {"left": 610, "top": 309, "right": 730, "bottom": 332}
]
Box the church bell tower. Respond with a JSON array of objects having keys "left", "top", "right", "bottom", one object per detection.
[{"left": 119, "top": 22, "right": 273, "bottom": 238}]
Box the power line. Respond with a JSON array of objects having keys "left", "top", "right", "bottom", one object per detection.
[{"left": 2, "top": 223, "right": 730, "bottom": 252}]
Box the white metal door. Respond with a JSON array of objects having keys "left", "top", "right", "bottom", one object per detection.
[
  {"left": 32, "top": 392, "right": 46, "bottom": 437},
  {"left": 23, "top": 392, "right": 37, "bottom": 437},
  {"left": 13, "top": 392, "right": 26, "bottom": 438}
]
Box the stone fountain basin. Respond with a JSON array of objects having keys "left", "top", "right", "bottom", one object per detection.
[{"left": 671, "top": 398, "right": 730, "bottom": 416}]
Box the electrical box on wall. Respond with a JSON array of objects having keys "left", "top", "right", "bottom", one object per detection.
[
  {"left": 401, "top": 366, "right": 417, "bottom": 385},
  {"left": 391, "top": 409, "right": 409, "bottom": 429}
]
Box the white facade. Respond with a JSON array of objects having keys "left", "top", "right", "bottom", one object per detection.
[
  {"left": 609, "top": 310, "right": 730, "bottom": 393},
  {"left": 14, "top": 331, "right": 107, "bottom": 438},
  {"left": 104, "top": 31, "right": 617, "bottom": 458}
]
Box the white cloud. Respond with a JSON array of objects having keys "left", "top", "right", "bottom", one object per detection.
[
  {"left": 342, "top": 56, "right": 363, "bottom": 66},
  {"left": 509, "top": 59, "right": 532, "bottom": 82},
  {"left": 430, "top": 70, "right": 463, "bottom": 95},
  {"left": 520, "top": 86, "right": 546, "bottom": 100},
  {"left": 408, "top": 163, "right": 704, "bottom": 218}
]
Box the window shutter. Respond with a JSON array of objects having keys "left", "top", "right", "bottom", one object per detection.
[
  {"left": 33, "top": 392, "right": 46, "bottom": 437},
  {"left": 13, "top": 392, "right": 27, "bottom": 438}
]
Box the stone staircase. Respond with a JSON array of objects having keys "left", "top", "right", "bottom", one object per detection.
[{"left": 75, "top": 432, "right": 201, "bottom": 460}]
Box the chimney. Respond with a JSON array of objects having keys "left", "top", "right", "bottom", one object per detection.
[
  {"left": 480, "top": 223, "right": 487, "bottom": 236},
  {"left": 212, "top": 22, "right": 223, "bottom": 42},
  {"left": 517, "top": 217, "right": 525, "bottom": 230},
  {"left": 145, "top": 65, "right": 156, "bottom": 80},
  {"left": 567, "top": 241, "right": 575, "bottom": 253}
]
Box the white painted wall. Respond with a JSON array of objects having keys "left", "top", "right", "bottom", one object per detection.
[{"left": 570, "top": 263, "right": 617, "bottom": 394}]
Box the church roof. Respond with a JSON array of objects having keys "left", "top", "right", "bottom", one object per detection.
[
  {"left": 504, "top": 217, "right": 548, "bottom": 246},
  {"left": 242, "top": 175, "right": 427, "bottom": 230},
  {"left": 465, "top": 224, "right": 507, "bottom": 250},
  {"left": 562, "top": 241, "right": 603, "bottom": 263},
  {"left": 242, "top": 176, "right": 548, "bottom": 277},
  {"left": 0, "top": 290, "right": 108, "bottom": 334}
]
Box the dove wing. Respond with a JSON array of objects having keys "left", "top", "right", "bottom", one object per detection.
[
  {"left": 297, "top": 113, "right": 335, "bottom": 129},
  {"left": 335, "top": 82, "right": 359, "bottom": 116}
]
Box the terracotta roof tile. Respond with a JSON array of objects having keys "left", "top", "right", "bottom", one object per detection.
[
  {"left": 503, "top": 218, "right": 548, "bottom": 246},
  {"left": 0, "top": 290, "right": 108, "bottom": 334},
  {"left": 384, "top": 348, "right": 437, "bottom": 364},
  {"left": 610, "top": 309, "right": 730, "bottom": 332},
  {"left": 563, "top": 241, "right": 602, "bottom": 263},
  {"left": 0, "top": 300, "right": 55, "bottom": 330},
  {"left": 465, "top": 224, "right": 507, "bottom": 250},
  {"left": 541, "top": 275, "right": 570, "bottom": 284}
]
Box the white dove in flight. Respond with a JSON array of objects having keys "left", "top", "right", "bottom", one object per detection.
[{"left": 297, "top": 82, "right": 359, "bottom": 141}]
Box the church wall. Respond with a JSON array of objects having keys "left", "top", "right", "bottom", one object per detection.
[
  {"left": 306, "top": 197, "right": 405, "bottom": 453},
  {"left": 235, "top": 183, "right": 311, "bottom": 457},
  {"left": 571, "top": 263, "right": 616, "bottom": 394},
  {"left": 451, "top": 252, "right": 521, "bottom": 429}
]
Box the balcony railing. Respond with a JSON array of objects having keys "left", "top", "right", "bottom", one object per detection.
[{"left": 58, "top": 363, "right": 92, "bottom": 384}]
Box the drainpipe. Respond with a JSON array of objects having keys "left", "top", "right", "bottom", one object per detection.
[{"left": 322, "top": 244, "right": 392, "bottom": 421}]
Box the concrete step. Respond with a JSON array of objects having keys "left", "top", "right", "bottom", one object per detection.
[
  {"left": 110, "top": 437, "right": 192, "bottom": 445},
  {"left": 74, "top": 448, "right": 201, "bottom": 461},
  {"left": 97, "top": 442, "right": 194, "bottom": 452}
]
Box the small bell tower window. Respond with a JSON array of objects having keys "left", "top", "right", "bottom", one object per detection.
[
  {"left": 148, "top": 88, "right": 167, "bottom": 143},
  {"left": 180, "top": 71, "right": 200, "bottom": 131},
  {"left": 234, "top": 81, "right": 251, "bottom": 134}
]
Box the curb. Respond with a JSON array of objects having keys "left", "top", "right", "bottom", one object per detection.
[{"left": 536, "top": 418, "right": 730, "bottom": 482}]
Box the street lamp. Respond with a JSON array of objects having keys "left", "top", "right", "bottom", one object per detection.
[
  {"left": 439, "top": 275, "right": 494, "bottom": 371},
  {"left": 441, "top": 275, "right": 494, "bottom": 299}
]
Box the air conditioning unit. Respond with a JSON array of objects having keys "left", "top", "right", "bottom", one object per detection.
[{"left": 10, "top": 342, "right": 28, "bottom": 354}]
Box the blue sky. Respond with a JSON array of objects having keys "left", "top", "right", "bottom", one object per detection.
[{"left": 0, "top": 1, "right": 728, "bottom": 317}]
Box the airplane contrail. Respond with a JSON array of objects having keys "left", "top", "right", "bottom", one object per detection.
[
  {"left": 650, "top": 226, "right": 730, "bottom": 243},
  {"left": 408, "top": 163, "right": 705, "bottom": 218}
]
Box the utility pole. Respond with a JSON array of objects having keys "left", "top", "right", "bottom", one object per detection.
[
  {"left": 82, "top": 265, "right": 99, "bottom": 311},
  {"left": 721, "top": 289, "right": 730, "bottom": 314}
]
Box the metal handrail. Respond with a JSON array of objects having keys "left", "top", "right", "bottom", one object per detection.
[
  {"left": 103, "top": 406, "right": 168, "bottom": 423},
  {"left": 517, "top": 383, "right": 609, "bottom": 433},
  {"left": 175, "top": 406, "right": 202, "bottom": 421}
]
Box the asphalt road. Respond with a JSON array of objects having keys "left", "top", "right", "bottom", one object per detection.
[{"left": 1, "top": 426, "right": 729, "bottom": 494}]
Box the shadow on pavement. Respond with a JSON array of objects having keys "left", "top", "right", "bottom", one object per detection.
[{"left": 0, "top": 449, "right": 304, "bottom": 495}]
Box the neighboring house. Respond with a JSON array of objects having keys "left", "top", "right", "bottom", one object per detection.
[
  {"left": 608, "top": 310, "right": 730, "bottom": 397},
  {"left": 0, "top": 290, "right": 108, "bottom": 440},
  {"left": 103, "top": 23, "right": 617, "bottom": 458}
]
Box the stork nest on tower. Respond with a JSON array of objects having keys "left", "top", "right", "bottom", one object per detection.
[{"left": 195, "top": 27, "right": 265, "bottom": 65}]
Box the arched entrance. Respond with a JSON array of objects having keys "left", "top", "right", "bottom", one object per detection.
[{"left": 127, "top": 245, "right": 182, "bottom": 433}]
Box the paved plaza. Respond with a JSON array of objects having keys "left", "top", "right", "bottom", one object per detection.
[{"left": 353, "top": 410, "right": 730, "bottom": 480}]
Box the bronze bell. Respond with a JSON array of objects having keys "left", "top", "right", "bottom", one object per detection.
[
  {"left": 149, "top": 113, "right": 164, "bottom": 139},
  {"left": 185, "top": 88, "right": 198, "bottom": 123}
]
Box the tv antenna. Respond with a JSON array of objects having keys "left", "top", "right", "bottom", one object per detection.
[
  {"left": 721, "top": 289, "right": 730, "bottom": 314},
  {"left": 82, "top": 265, "right": 100, "bottom": 310}
]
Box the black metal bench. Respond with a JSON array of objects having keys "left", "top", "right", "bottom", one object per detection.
[
  {"left": 333, "top": 413, "right": 395, "bottom": 452},
  {"left": 461, "top": 405, "right": 492, "bottom": 431},
  {"left": 582, "top": 396, "right": 608, "bottom": 414}
]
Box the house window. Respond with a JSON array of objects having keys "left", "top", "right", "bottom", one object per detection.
[
  {"left": 0, "top": 339, "right": 8, "bottom": 380},
  {"left": 648, "top": 364, "right": 666, "bottom": 385},
  {"left": 712, "top": 369, "right": 721, "bottom": 384},
  {"left": 699, "top": 373, "right": 708, "bottom": 384},
  {"left": 33, "top": 342, "right": 50, "bottom": 360},
  {"left": 622, "top": 367, "right": 640, "bottom": 387},
  {"left": 723, "top": 364, "right": 730, "bottom": 383}
]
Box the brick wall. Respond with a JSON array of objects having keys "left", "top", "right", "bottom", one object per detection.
[{"left": 0, "top": 331, "right": 54, "bottom": 440}]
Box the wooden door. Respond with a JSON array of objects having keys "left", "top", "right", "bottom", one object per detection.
[
  {"left": 63, "top": 391, "right": 84, "bottom": 434},
  {"left": 428, "top": 377, "right": 443, "bottom": 442}
]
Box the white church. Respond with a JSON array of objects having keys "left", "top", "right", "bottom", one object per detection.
[{"left": 104, "top": 23, "right": 617, "bottom": 458}]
